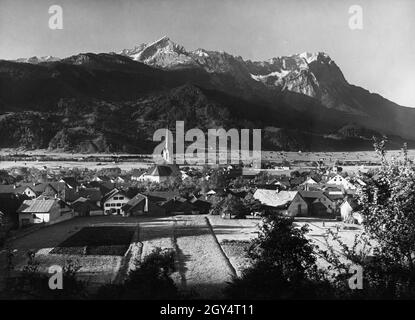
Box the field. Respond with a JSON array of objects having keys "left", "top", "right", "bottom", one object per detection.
[
  {"left": 50, "top": 226, "right": 136, "bottom": 256},
  {"left": 1, "top": 148, "right": 413, "bottom": 171},
  {"left": 138, "top": 215, "right": 236, "bottom": 299},
  {"left": 1, "top": 214, "right": 366, "bottom": 298},
  {"left": 0, "top": 216, "right": 141, "bottom": 288}
]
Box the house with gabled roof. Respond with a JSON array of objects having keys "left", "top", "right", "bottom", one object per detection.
[
  {"left": 85, "top": 181, "right": 115, "bottom": 195},
  {"left": 102, "top": 188, "right": 130, "bottom": 216},
  {"left": 59, "top": 177, "right": 79, "bottom": 189},
  {"left": 77, "top": 187, "right": 102, "bottom": 206},
  {"left": 71, "top": 197, "right": 103, "bottom": 217},
  {"left": 138, "top": 164, "right": 180, "bottom": 183},
  {"left": 340, "top": 197, "right": 363, "bottom": 223},
  {"left": 302, "top": 177, "right": 318, "bottom": 185},
  {"left": 326, "top": 174, "right": 356, "bottom": 191},
  {"left": 92, "top": 175, "right": 115, "bottom": 183},
  {"left": 287, "top": 190, "right": 334, "bottom": 217},
  {"left": 253, "top": 189, "right": 297, "bottom": 209},
  {"left": 17, "top": 198, "right": 73, "bottom": 227},
  {"left": 162, "top": 197, "right": 196, "bottom": 215},
  {"left": 130, "top": 169, "right": 146, "bottom": 181},
  {"left": 122, "top": 193, "right": 166, "bottom": 216},
  {"left": 188, "top": 196, "right": 212, "bottom": 214}
]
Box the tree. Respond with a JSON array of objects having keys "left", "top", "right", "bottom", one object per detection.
[
  {"left": 209, "top": 195, "right": 225, "bottom": 215},
  {"left": 208, "top": 168, "right": 227, "bottom": 190},
  {"left": 243, "top": 192, "right": 262, "bottom": 215},
  {"left": 321, "top": 139, "right": 415, "bottom": 299},
  {"left": 225, "top": 214, "right": 331, "bottom": 299},
  {"left": 221, "top": 195, "right": 249, "bottom": 219},
  {"left": 2, "top": 252, "right": 87, "bottom": 299},
  {"left": 95, "top": 248, "right": 179, "bottom": 299}
]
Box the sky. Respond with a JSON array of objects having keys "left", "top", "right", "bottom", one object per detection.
[{"left": 0, "top": 0, "right": 414, "bottom": 106}]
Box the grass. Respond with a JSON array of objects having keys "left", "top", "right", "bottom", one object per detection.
[
  {"left": 220, "top": 240, "right": 252, "bottom": 277},
  {"left": 50, "top": 226, "right": 136, "bottom": 256}
]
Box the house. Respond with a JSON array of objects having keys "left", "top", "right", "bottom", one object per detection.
[
  {"left": 331, "top": 166, "right": 343, "bottom": 174},
  {"left": 122, "top": 193, "right": 148, "bottom": 216},
  {"left": 290, "top": 176, "right": 307, "bottom": 187},
  {"left": 21, "top": 183, "right": 47, "bottom": 199},
  {"left": 144, "top": 191, "right": 181, "bottom": 202},
  {"left": 0, "top": 192, "right": 26, "bottom": 229},
  {"left": 102, "top": 189, "right": 130, "bottom": 216},
  {"left": 17, "top": 199, "right": 73, "bottom": 227},
  {"left": 138, "top": 164, "right": 180, "bottom": 183},
  {"left": 188, "top": 197, "right": 212, "bottom": 214},
  {"left": 77, "top": 187, "right": 102, "bottom": 207},
  {"left": 323, "top": 184, "right": 344, "bottom": 195},
  {"left": 340, "top": 197, "right": 362, "bottom": 223},
  {"left": 326, "top": 174, "right": 356, "bottom": 191},
  {"left": 114, "top": 176, "right": 127, "bottom": 184},
  {"left": 287, "top": 190, "right": 334, "bottom": 217},
  {"left": 255, "top": 184, "right": 281, "bottom": 191},
  {"left": 253, "top": 189, "right": 297, "bottom": 209},
  {"left": 59, "top": 177, "right": 79, "bottom": 189},
  {"left": 43, "top": 182, "right": 70, "bottom": 199},
  {"left": 142, "top": 191, "right": 190, "bottom": 215},
  {"left": 302, "top": 177, "right": 318, "bottom": 185},
  {"left": 162, "top": 197, "right": 196, "bottom": 215},
  {"left": 122, "top": 193, "right": 166, "bottom": 216},
  {"left": 130, "top": 169, "right": 146, "bottom": 181},
  {"left": 92, "top": 176, "right": 115, "bottom": 183},
  {"left": 86, "top": 181, "right": 115, "bottom": 195},
  {"left": 71, "top": 197, "right": 103, "bottom": 217}
]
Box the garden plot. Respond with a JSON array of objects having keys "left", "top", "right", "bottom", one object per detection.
[
  {"left": 50, "top": 226, "right": 136, "bottom": 256},
  {"left": 138, "top": 217, "right": 176, "bottom": 259},
  {"left": 137, "top": 215, "right": 236, "bottom": 299},
  {"left": 207, "top": 216, "right": 259, "bottom": 277},
  {"left": 4, "top": 217, "right": 141, "bottom": 286},
  {"left": 172, "top": 215, "right": 235, "bottom": 299}
]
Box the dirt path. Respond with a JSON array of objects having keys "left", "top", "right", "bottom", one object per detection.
[
  {"left": 171, "top": 215, "right": 235, "bottom": 299},
  {"left": 138, "top": 215, "right": 235, "bottom": 299}
]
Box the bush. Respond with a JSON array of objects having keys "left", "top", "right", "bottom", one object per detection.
[
  {"left": 95, "top": 248, "right": 179, "bottom": 299},
  {"left": 225, "top": 214, "right": 332, "bottom": 299}
]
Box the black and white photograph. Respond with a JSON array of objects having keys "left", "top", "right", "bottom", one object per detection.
[{"left": 0, "top": 0, "right": 415, "bottom": 307}]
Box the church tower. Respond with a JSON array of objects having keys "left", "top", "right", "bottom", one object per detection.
[{"left": 162, "top": 128, "right": 171, "bottom": 163}]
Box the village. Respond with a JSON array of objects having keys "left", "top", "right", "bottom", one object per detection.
[
  {"left": 0, "top": 153, "right": 368, "bottom": 230},
  {"left": 0, "top": 142, "right": 376, "bottom": 298}
]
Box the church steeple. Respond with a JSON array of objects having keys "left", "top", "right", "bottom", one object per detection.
[{"left": 162, "top": 127, "right": 171, "bottom": 163}]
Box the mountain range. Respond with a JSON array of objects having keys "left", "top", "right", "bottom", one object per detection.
[{"left": 0, "top": 36, "right": 413, "bottom": 153}]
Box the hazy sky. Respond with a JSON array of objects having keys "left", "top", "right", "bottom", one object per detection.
[{"left": 1, "top": 0, "right": 414, "bottom": 106}]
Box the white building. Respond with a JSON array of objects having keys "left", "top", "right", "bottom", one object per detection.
[
  {"left": 17, "top": 199, "right": 73, "bottom": 227},
  {"left": 253, "top": 189, "right": 297, "bottom": 208},
  {"left": 340, "top": 198, "right": 363, "bottom": 223},
  {"left": 138, "top": 165, "right": 179, "bottom": 184},
  {"left": 326, "top": 174, "right": 356, "bottom": 191},
  {"left": 102, "top": 189, "right": 130, "bottom": 216}
]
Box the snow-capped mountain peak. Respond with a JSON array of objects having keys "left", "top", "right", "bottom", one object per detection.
[
  {"left": 119, "top": 36, "right": 194, "bottom": 68},
  {"left": 14, "top": 55, "right": 60, "bottom": 64},
  {"left": 118, "top": 37, "right": 347, "bottom": 102}
]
